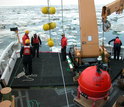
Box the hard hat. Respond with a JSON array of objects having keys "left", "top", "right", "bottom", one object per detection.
[
  {"left": 25, "top": 30, "right": 29, "bottom": 34},
  {"left": 25, "top": 39, "right": 30, "bottom": 44}
]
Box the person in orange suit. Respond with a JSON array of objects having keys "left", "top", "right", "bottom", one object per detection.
[
  {"left": 61, "top": 34, "right": 67, "bottom": 61},
  {"left": 22, "top": 30, "right": 30, "bottom": 45}
]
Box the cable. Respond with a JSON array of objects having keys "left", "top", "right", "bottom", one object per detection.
[
  {"left": 61, "top": 0, "right": 64, "bottom": 34},
  {"left": 58, "top": 53, "right": 70, "bottom": 107},
  {"left": 47, "top": 0, "right": 51, "bottom": 38}
]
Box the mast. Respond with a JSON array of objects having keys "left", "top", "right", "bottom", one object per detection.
[{"left": 78, "top": 0, "right": 99, "bottom": 57}]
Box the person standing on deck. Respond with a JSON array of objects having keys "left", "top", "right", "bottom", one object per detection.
[
  {"left": 20, "top": 39, "right": 34, "bottom": 77},
  {"left": 108, "top": 36, "right": 122, "bottom": 60},
  {"left": 61, "top": 34, "right": 67, "bottom": 61},
  {"left": 22, "top": 30, "right": 30, "bottom": 45},
  {"left": 31, "top": 33, "right": 42, "bottom": 58}
]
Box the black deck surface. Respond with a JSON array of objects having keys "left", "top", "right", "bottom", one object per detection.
[
  {"left": 7, "top": 53, "right": 124, "bottom": 107},
  {"left": 109, "top": 59, "right": 124, "bottom": 82},
  {"left": 12, "top": 87, "right": 79, "bottom": 107},
  {"left": 8, "top": 53, "right": 75, "bottom": 88}
]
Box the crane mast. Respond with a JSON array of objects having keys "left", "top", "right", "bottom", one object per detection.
[
  {"left": 102, "top": 0, "right": 124, "bottom": 22},
  {"left": 77, "top": 0, "right": 99, "bottom": 58}
]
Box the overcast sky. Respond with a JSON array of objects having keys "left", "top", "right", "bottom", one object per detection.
[{"left": 0, "top": 0, "right": 115, "bottom": 6}]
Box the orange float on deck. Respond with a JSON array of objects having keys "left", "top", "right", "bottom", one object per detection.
[
  {"left": 78, "top": 66, "right": 111, "bottom": 98},
  {"left": 76, "top": 65, "right": 111, "bottom": 107}
]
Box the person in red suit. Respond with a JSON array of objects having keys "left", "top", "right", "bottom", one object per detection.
[
  {"left": 61, "top": 34, "right": 67, "bottom": 61},
  {"left": 108, "top": 36, "right": 122, "bottom": 60},
  {"left": 22, "top": 30, "right": 29, "bottom": 45},
  {"left": 31, "top": 33, "right": 42, "bottom": 58},
  {"left": 20, "top": 39, "right": 34, "bottom": 77}
]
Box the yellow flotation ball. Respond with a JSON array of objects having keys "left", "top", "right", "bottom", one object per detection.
[
  {"left": 41, "top": 7, "right": 48, "bottom": 14},
  {"left": 43, "top": 24, "right": 50, "bottom": 31},
  {"left": 47, "top": 38, "right": 53, "bottom": 42},
  {"left": 50, "top": 22, "right": 56, "bottom": 29},
  {"left": 48, "top": 40, "right": 54, "bottom": 47},
  {"left": 49, "top": 7, "right": 56, "bottom": 14}
]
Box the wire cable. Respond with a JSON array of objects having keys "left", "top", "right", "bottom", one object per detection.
[
  {"left": 61, "top": 0, "right": 64, "bottom": 34},
  {"left": 58, "top": 53, "right": 70, "bottom": 107},
  {"left": 47, "top": 0, "right": 51, "bottom": 38}
]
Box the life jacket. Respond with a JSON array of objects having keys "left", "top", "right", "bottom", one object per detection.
[
  {"left": 23, "top": 46, "right": 31, "bottom": 55},
  {"left": 22, "top": 34, "right": 29, "bottom": 45},
  {"left": 61, "top": 37, "right": 67, "bottom": 48},
  {"left": 114, "top": 38, "right": 121, "bottom": 44},
  {"left": 33, "top": 37, "right": 39, "bottom": 44}
]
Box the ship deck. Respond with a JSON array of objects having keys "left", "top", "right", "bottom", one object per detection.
[{"left": 5, "top": 52, "right": 124, "bottom": 107}]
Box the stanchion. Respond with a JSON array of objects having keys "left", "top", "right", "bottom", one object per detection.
[
  {"left": 1, "top": 87, "right": 12, "bottom": 101},
  {"left": 0, "top": 100, "right": 11, "bottom": 107},
  {"left": 0, "top": 87, "right": 15, "bottom": 107}
]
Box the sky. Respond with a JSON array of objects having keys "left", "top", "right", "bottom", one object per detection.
[{"left": 0, "top": 0, "right": 115, "bottom": 6}]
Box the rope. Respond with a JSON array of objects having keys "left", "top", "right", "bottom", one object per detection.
[
  {"left": 61, "top": 0, "right": 64, "bottom": 33},
  {"left": 58, "top": 53, "right": 70, "bottom": 107},
  {"left": 27, "top": 100, "right": 40, "bottom": 107},
  {"left": 47, "top": 0, "right": 51, "bottom": 38}
]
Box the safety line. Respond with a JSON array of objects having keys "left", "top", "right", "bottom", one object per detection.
[
  {"left": 47, "top": 0, "right": 51, "bottom": 38},
  {"left": 58, "top": 53, "right": 69, "bottom": 107},
  {"left": 9, "top": 58, "right": 22, "bottom": 87},
  {"left": 61, "top": 0, "right": 64, "bottom": 33}
]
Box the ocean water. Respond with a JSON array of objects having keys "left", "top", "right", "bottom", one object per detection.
[{"left": 0, "top": 5, "right": 124, "bottom": 56}]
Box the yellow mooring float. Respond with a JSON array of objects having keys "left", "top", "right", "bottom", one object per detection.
[
  {"left": 47, "top": 38, "right": 53, "bottom": 42},
  {"left": 41, "top": 7, "right": 49, "bottom": 14},
  {"left": 49, "top": 22, "right": 56, "bottom": 29},
  {"left": 48, "top": 39, "right": 54, "bottom": 47},
  {"left": 43, "top": 24, "right": 50, "bottom": 31},
  {"left": 43, "top": 22, "right": 56, "bottom": 31},
  {"left": 41, "top": 7, "right": 56, "bottom": 14},
  {"left": 49, "top": 7, "right": 56, "bottom": 14}
]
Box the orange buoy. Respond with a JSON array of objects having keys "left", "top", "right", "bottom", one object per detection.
[{"left": 78, "top": 66, "right": 111, "bottom": 98}]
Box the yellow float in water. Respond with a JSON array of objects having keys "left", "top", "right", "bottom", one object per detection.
[
  {"left": 49, "top": 7, "right": 56, "bottom": 14},
  {"left": 48, "top": 40, "right": 54, "bottom": 47},
  {"left": 49, "top": 22, "right": 56, "bottom": 29},
  {"left": 43, "top": 24, "right": 50, "bottom": 31},
  {"left": 41, "top": 7, "right": 48, "bottom": 14}
]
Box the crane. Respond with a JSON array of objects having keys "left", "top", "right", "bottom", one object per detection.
[{"left": 69, "top": 0, "right": 124, "bottom": 68}]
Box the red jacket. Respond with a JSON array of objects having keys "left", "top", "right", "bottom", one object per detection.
[
  {"left": 61, "top": 37, "right": 67, "bottom": 48},
  {"left": 22, "top": 34, "right": 29, "bottom": 45},
  {"left": 114, "top": 38, "right": 121, "bottom": 44},
  {"left": 23, "top": 46, "right": 31, "bottom": 55},
  {"left": 33, "top": 37, "right": 40, "bottom": 44}
]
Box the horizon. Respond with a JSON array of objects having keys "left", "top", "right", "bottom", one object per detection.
[{"left": 0, "top": 0, "right": 115, "bottom": 7}]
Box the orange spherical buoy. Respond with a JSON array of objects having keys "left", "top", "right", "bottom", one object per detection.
[
  {"left": 78, "top": 66, "right": 111, "bottom": 98},
  {"left": 43, "top": 24, "right": 50, "bottom": 31},
  {"left": 48, "top": 40, "right": 54, "bottom": 47}
]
